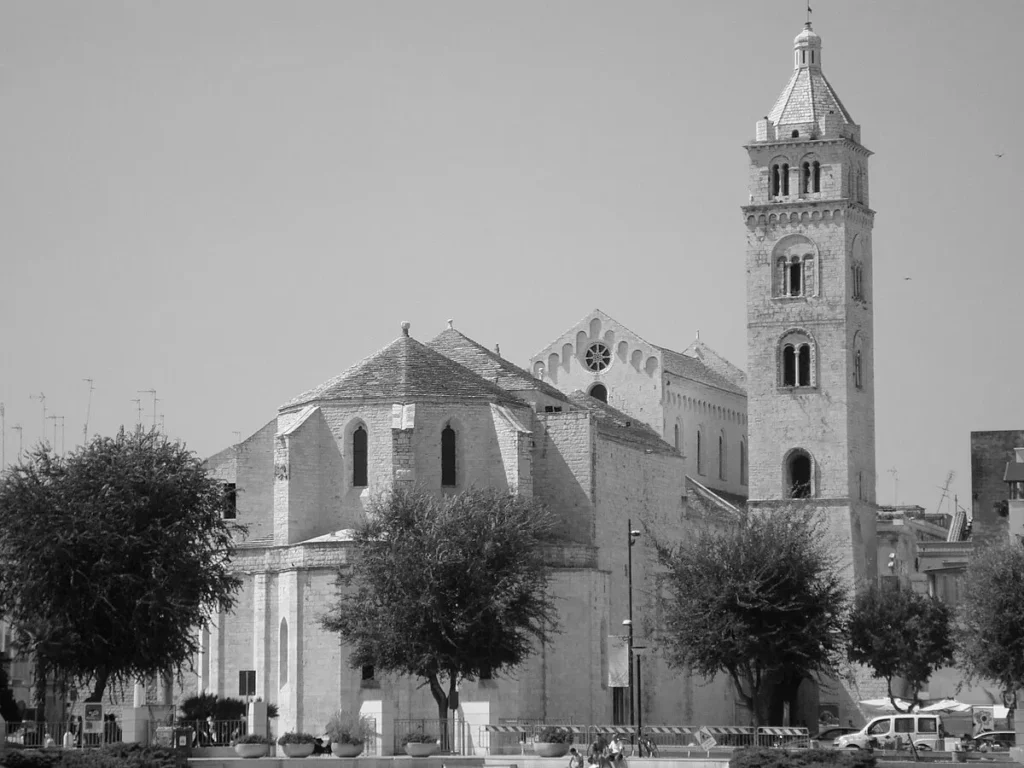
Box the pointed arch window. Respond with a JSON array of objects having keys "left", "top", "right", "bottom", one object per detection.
[
  {"left": 718, "top": 432, "right": 727, "bottom": 481},
  {"left": 812, "top": 161, "right": 821, "bottom": 192},
  {"left": 441, "top": 425, "right": 457, "bottom": 487},
  {"left": 781, "top": 163, "right": 790, "bottom": 196},
  {"left": 673, "top": 424, "right": 680, "bottom": 451},
  {"left": 771, "top": 164, "right": 781, "bottom": 197},
  {"left": 740, "top": 440, "right": 747, "bottom": 486},
  {"left": 801, "top": 162, "right": 811, "bottom": 194},
  {"left": 697, "top": 430, "right": 705, "bottom": 476},
  {"left": 589, "top": 383, "right": 608, "bottom": 403},
  {"left": 352, "top": 426, "right": 368, "bottom": 487}
]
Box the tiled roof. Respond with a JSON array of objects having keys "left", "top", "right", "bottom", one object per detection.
[
  {"left": 428, "top": 327, "right": 572, "bottom": 404},
  {"left": 768, "top": 66, "right": 855, "bottom": 128},
  {"left": 658, "top": 347, "right": 746, "bottom": 396},
  {"left": 682, "top": 339, "right": 748, "bottom": 391},
  {"left": 685, "top": 476, "right": 746, "bottom": 520},
  {"left": 567, "top": 390, "right": 676, "bottom": 455},
  {"left": 282, "top": 331, "right": 524, "bottom": 409}
]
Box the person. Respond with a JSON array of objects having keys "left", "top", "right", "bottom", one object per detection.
[
  {"left": 608, "top": 735, "right": 625, "bottom": 764},
  {"left": 43, "top": 733, "right": 56, "bottom": 749},
  {"left": 568, "top": 747, "right": 585, "bottom": 768},
  {"left": 63, "top": 723, "right": 76, "bottom": 749},
  {"left": 588, "top": 733, "right": 609, "bottom": 767}
]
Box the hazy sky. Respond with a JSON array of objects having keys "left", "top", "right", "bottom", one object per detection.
[{"left": 1, "top": 1, "right": 1021, "bottom": 516}]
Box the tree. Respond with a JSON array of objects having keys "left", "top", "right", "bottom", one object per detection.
[
  {"left": 0, "top": 429, "right": 243, "bottom": 704},
  {"left": 321, "top": 487, "right": 558, "bottom": 742},
  {"left": 652, "top": 505, "right": 848, "bottom": 726},
  {"left": 0, "top": 652, "right": 20, "bottom": 722},
  {"left": 847, "top": 584, "right": 954, "bottom": 712},
  {"left": 956, "top": 541, "right": 1024, "bottom": 726}
]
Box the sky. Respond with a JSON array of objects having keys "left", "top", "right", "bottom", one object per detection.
[{"left": 1, "top": 0, "right": 1021, "bottom": 516}]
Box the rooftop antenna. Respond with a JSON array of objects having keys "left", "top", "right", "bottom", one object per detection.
[
  {"left": 158, "top": 414, "right": 166, "bottom": 433},
  {"left": 30, "top": 392, "right": 47, "bottom": 445},
  {"left": 130, "top": 399, "right": 143, "bottom": 431},
  {"left": 82, "top": 379, "right": 94, "bottom": 444},
  {"left": 11, "top": 425, "right": 22, "bottom": 463},
  {"left": 887, "top": 467, "right": 899, "bottom": 506},
  {"left": 138, "top": 389, "right": 158, "bottom": 430},
  {"left": 806, "top": 1, "right": 812, "bottom": 25},
  {"left": 937, "top": 470, "right": 955, "bottom": 517},
  {"left": 47, "top": 415, "right": 65, "bottom": 457}
]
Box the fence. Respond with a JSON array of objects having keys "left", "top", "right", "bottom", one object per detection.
[
  {"left": 4, "top": 720, "right": 122, "bottom": 748},
  {"left": 393, "top": 717, "right": 468, "bottom": 756},
  {"left": 177, "top": 719, "right": 247, "bottom": 747},
  {"left": 476, "top": 723, "right": 809, "bottom": 756}
]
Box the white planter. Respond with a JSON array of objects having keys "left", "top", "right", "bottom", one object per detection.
[
  {"left": 405, "top": 742, "right": 439, "bottom": 757},
  {"left": 332, "top": 742, "right": 365, "bottom": 757},
  {"left": 281, "top": 742, "right": 316, "bottom": 758},
  {"left": 234, "top": 742, "right": 269, "bottom": 758},
  {"left": 535, "top": 742, "right": 572, "bottom": 758}
]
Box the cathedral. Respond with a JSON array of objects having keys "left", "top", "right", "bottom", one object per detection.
[{"left": 195, "top": 19, "right": 878, "bottom": 746}]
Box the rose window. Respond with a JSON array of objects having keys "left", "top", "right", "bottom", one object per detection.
[{"left": 585, "top": 342, "right": 611, "bottom": 372}]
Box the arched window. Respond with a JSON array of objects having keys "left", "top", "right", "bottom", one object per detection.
[
  {"left": 697, "top": 430, "right": 704, "bottom": 475},
  {"left": 780, "top": 331, "right": 816, "bottom": 388},
  {"left": 801, "top": 162, "right": 810, "bottom": 194},
  {"left": 791, "top": 129, "right": 799, "bottom": 138},
  {"left": 589, "top": 383, "right": 608, "bottom": 403},
  {"left": 441, "top": 425, "right": 457, "bottom": 487},
  {"left": 787, "top": 451, "right": 813, "bottom": 498},
  {"left": 771, "top": 164, "right": 781, "bottom": 197},
  {"left": 352, "top": 426, "right": 368, "bottom": 487},
  {"left": 781, "top": 163, "right": 790, "bottom": 196},
  {"left": 812, "top": 161, "right": 821, "bottom": 192},
  {"left": 718, "top": 432, "right": 727, "bottom": 481},
  {"left": 740, "top": 440, "right": 747, "bottom": 486},
  {"left": 279, "top": 619, "right": 288, "bottom": 688},
  {"left": 773, "top": 235, "right": 817, "bottom": 299},
  {"left": 788, "top": 257, "right": 802, "bottom": 296},
  {"left": 673, "top": 424, "right": 680, "bottom": 450}
]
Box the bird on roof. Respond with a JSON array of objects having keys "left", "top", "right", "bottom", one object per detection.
[{"left": 904, "top": 277, "right": 912, "bottom": 281}]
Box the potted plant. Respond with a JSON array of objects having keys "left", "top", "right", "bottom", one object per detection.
[
  {"left": 325, "top": 710, "right": 374, "bottom": 757},
  {"left": 278, "top": 731, "right": 318, "bottom": 759},
  {"left": 233, "top": 732, "right": 272, "bottom": 759},
  {"left": 535, "top": 726, "right": 573, "bottom": 757},
  {"left": 403, "top": 731, "right": 440, "bottom": 757}
]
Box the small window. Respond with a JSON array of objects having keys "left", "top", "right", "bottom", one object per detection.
[
  {"left": 740, "top": 441, "right": 747, "bottom": 486},
  {"left": 894, "top": 718, "right": 915, "bottom": 734},
  {"left": 783, "top": 345, "right": 797, "bottom": 386},
  {"left": 222, "top": 483, "right": 237, "bottom": 520},
  {"left": 771, "top": 164, "right": 781, "bottom": 197},
  {"left": 479, "top": 667, "right": 493, "bottom": 680},
  {"left": 697, "top": 430, "right": 705, "bottom": 475},
  {"left": 812, "top": 161, "right": 821, "bottom": 192},
  {"left": 544, "top": 405, "right": 563, "bottom": 413},
  {"left": 791, "top": 130, "right": 799, "bottom": 138},
  {"left": 238, "top": 670, "right": 256, "bottom": 697},
  {"left": 589, "top": 383, "right": 608, "bottom": 403},
  {"left": 854, "top": 350, "right": 863, "bottom": 389},
  {"left": 801, "top": 162, "right": 810, "bottom": 194},
  {"left": 918, "top": 718, "right": 937, "bottom": 734},
  {"left": 788, "top": 452, "right": 812, "bottom": 498},
  {"left": 441, "top": 425, "right": 457, "bottom": 487},
  {"left": 718, "top": 434, "right": 726, "bottom": 481},
  {"left": 361, "top": 665, "right": 375, "bottom": 682},
  {"left": 780, "top": 332, "right": 815, "bottom": 388},
  {"left": 352, "top": 426, "right": 368, "bottom": 487},
  {"left": 798, "top": 344, "right": 811, "bottom": 386},
  {"left": 789, "top": 258, "right": 802, "bottom": 295},
  {"left": 781, "top": 163, "right": 790, "bottom": 196},
  {"left": 674, "top": 424, "right": 680, "bottom": 450}
]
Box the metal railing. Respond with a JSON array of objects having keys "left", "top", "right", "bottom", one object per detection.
[
  {"left": 179, "top": 718, "right": 247, "bottom": 746},
  {"left": 393, "top": 717, "right": 468, "bottom": 755},
  {"left": 475, "top": 723, "right": 810, "bottom": 756},
  {"left": 4, "top": 720, "right": 122, "bottom": 748}
]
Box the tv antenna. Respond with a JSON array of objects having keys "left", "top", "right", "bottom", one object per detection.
[
  {"left": 11, "top": 425, "right": 23, "bottom": 463},
  {"left": 158, "top": 414, "right": 166, "bottom": 432},
  {"left": 138, "top": 389, "right": 158, "bottom": 429},
  {"left": 82, "top": 379, "right": 94, "bottom": 444},
  {"left": 130, "top": 399, "right": 143, "bottom": 431},
  {"left": 47, "top": 415, "right": 65, "bottom": 456},
  {"left": 936, "top": 470, "right": 955, "bottom": 517},
  {"left": 30, "top": 392, "right": 47, "bottom": 444}
]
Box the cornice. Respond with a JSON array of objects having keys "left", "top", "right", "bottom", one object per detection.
[{"left": 743, "top": 136, "right": 873, "bottom": 157}]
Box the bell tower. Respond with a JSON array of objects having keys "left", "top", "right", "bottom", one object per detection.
[{"left": 743, "top": 22, "right": 877, "bottom": 588}]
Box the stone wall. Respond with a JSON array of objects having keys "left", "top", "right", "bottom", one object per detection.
[{"left": 970, "top": 430, "right": 1023, "bottom": 546}]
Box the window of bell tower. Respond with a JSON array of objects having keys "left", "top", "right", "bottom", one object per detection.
[{"left": 787, "top": 451, "right": 813, "bottom": 499}]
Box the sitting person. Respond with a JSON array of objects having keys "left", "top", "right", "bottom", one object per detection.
[
  {"left": 588, "top": 733, "right": 609, "bottom": 767},
  {"left": 608, "top": 735, "right": 625, "bottom": 763},
  {"left": 568, "top": 746, "right": 585, "bottom": 768}
]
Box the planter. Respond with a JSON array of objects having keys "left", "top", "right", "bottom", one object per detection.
[
  {"left": 282, "top": 742, "right": 316, "bottom": 758},
  {"left": 535, "top": 742, "right": 572, "bottom": 758},
  {"left": 405, "top": 742, "right": 440, "bottom": 757},
  {"left": 332, "top": 742, "right": 365, "bottom": 757},
  {"left": 234, "top": 743, "right": 270, "bottom": 758}
]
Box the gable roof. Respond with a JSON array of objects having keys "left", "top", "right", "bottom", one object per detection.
[
  {"left": 685, "top": 476, "right": 746, "bottom": 521},
  {"left": 567, "top": 390, "right": 676, "bottom": 455},
  {"left": 282, "top": 330, "right": 524, "bottom": 410},
  {"left": 658, "top": 346, "right": 746, "bottom": 397},
  {"left": 683, "top": 338, "right": 748, "bottom": 391},
  {"left": 428, "top": 327, "right": 572, "bottom": 404}
]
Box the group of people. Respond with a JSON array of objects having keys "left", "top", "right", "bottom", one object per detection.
[{"left": 568, "top": 733, "right": 628, "bottom": 768}]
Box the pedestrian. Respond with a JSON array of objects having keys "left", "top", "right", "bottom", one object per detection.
[
  {"left": 588, "top": 732, "right": 609, "bottom": 768},
  {"left": 568, "top": 747, "right": 585, "bottom": 768}
]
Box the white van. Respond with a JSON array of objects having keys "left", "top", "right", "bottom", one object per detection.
[{"left": 834, "top": 714, "right": 945, "bottom": 750}]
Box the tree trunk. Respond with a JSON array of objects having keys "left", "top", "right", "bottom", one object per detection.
[
  {"left": 86, "top": 668, "right": 109, "bottom": 703},
  {"left": 427, "top": 673, "right": 450, "bottom": 751}
]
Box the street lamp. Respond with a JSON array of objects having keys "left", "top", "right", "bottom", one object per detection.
[{"left": 626, "top": 520, "right": 641, "bottom": 743}]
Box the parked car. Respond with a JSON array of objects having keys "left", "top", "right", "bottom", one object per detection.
[
  {"left": 967, "top": 731, "right": 1016, "bottom": 752},
  {"left": 834, "top": 714, "right": 944, "bottom": 750},
  {"left": 812, "top": 726, "right": 858, "bottom": 747}
]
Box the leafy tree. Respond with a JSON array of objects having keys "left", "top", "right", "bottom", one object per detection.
[
  {"left": 321, "top": 487, "right": 558, "bottom": 742},
  {"left": 652, "top": 505, "right": 848, "bottom": 726},
  {"left": 0, "top": 652, "right": 20, "bottom": 722},
  {"left": 956, "top": 541, "right": 1024, "bottom": 726},
  {"left": 847, "top": 584, "right": 953, "bottom": 712},
  {"left": 0, "top": 429, "right": 243, "bottom": 704}
]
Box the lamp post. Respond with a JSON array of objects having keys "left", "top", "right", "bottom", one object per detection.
[{"left": 626, "top": 519, "right": 641, "bottom": 743}]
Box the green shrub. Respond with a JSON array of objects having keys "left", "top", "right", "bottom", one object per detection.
[
  {"left": 537, "top": 726, "right": 573, "bottom": 744},
  {"left": 325, "top": 711, "right": 373, "bottom": 745},
  {"left": 58, "top": 744, "right": 179, "bottom": 768},
  {"left": 233, "top": 733, "right": 272, "bottom": 745},
  {"left": 729, "top": 746, "right": 794, "bottom": 768},
  {"left": 278, "top": 731, "right": 317, "bottom": 745},
  {"left": 729, "top": 746, "right": 876, "bottom": 768},
  {"left": 402, "top": 732, "right": 438, "bottom": 745},
  {"left": 178, "top": 692, "right": 247, "bottom": 721},
  {"left": 0, "top": 748, "right": 61, "bottom": 768}
]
